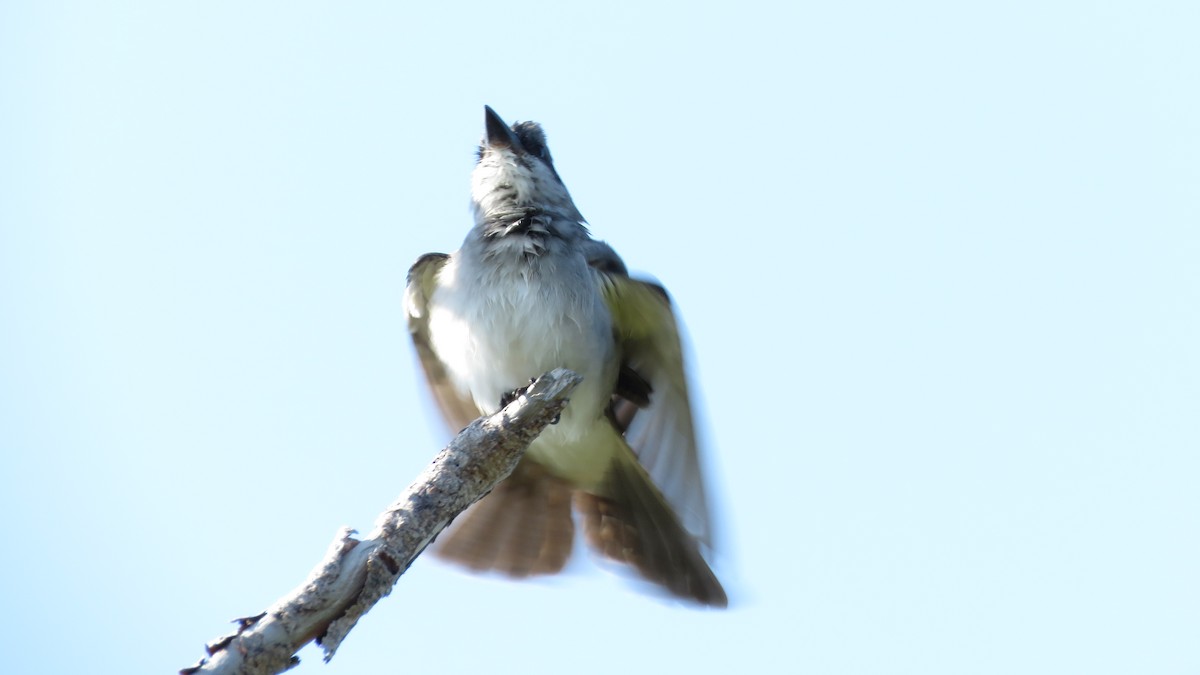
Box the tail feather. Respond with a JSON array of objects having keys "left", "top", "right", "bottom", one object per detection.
[
  {"left": 436, "top": 460, "right": 575, "bottom": 577},
  {"left": 577, "top": 446, "right": 727, "bottom": 607},
  {"left": 436, "top": 441, "right": 726, "bottom": 606}
]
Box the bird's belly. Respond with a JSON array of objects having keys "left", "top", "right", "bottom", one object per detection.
[{"left": 427, "top": 265, "right": 618, "bottom": 484}]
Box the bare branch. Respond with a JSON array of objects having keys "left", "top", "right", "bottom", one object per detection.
[{"left": 182, "top": 368, "right": 582, "bottom": 675}]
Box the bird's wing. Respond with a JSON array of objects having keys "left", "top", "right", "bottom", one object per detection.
[
  {"left": 598, "top": 268, "right": 715, "bottom": 548},
  {"left": 404, "top": 252, "right": 481, "bottom": 431}
]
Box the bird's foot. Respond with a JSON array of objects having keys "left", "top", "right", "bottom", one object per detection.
[
  {"left": 500, "top": 377, "right": 562, "bottom": 424},
  {"left": 499, "top": 378, "right": 539, "bottom": 408}
]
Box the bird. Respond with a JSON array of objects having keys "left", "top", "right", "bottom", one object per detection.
[{"left": 404, "top": 106, "right": 726, "bottom": 606}]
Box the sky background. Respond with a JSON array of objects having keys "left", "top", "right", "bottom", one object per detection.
[{"left": 1, "top": 1, "right": 1198, "bottom": 674}]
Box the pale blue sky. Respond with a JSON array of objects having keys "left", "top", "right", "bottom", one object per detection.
[{"left": 2, "top": 2, "right": 1198, "bottom": 674}]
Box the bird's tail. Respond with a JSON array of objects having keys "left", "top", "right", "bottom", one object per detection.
[
  {"left": 435, "top": 459, "right": 576, "bottom": 577},
  {"left": 435, "top": 438, "right": 726, "bottom": 607},
  {"left": 575, "top": 441, "right": 727, "bottom": 607}
]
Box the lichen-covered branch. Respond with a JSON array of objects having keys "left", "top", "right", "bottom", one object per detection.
[{"left": 182, "top": 368, "right": 582, "bottom": 675}]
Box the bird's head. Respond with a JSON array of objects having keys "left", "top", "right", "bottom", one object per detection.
[{"left": 471, "top": 106, "right": 585, "bottom": 231}]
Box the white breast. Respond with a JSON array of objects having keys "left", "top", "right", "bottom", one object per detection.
[{"left": 426, "top": 250, "right": 617, "bottom": 443}]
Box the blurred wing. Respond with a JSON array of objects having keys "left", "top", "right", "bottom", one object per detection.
[
  {"left": 404, "top": 252, "right": 481, "bottom": 431},
  {"left": 600, "top": 272, "right": 715, "bottom": 547}
]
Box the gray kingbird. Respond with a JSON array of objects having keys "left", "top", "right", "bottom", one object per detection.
[{"left": 404, "top": 106, "right": 725, "bottom": 606}]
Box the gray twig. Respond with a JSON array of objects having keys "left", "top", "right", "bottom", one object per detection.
[{"left": 182, "top": 368, "right": 581, "bottom": 675}]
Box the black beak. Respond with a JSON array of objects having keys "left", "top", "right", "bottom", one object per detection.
[{"left": 484, "top": 105, "right": 522, "bottom": 151}]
